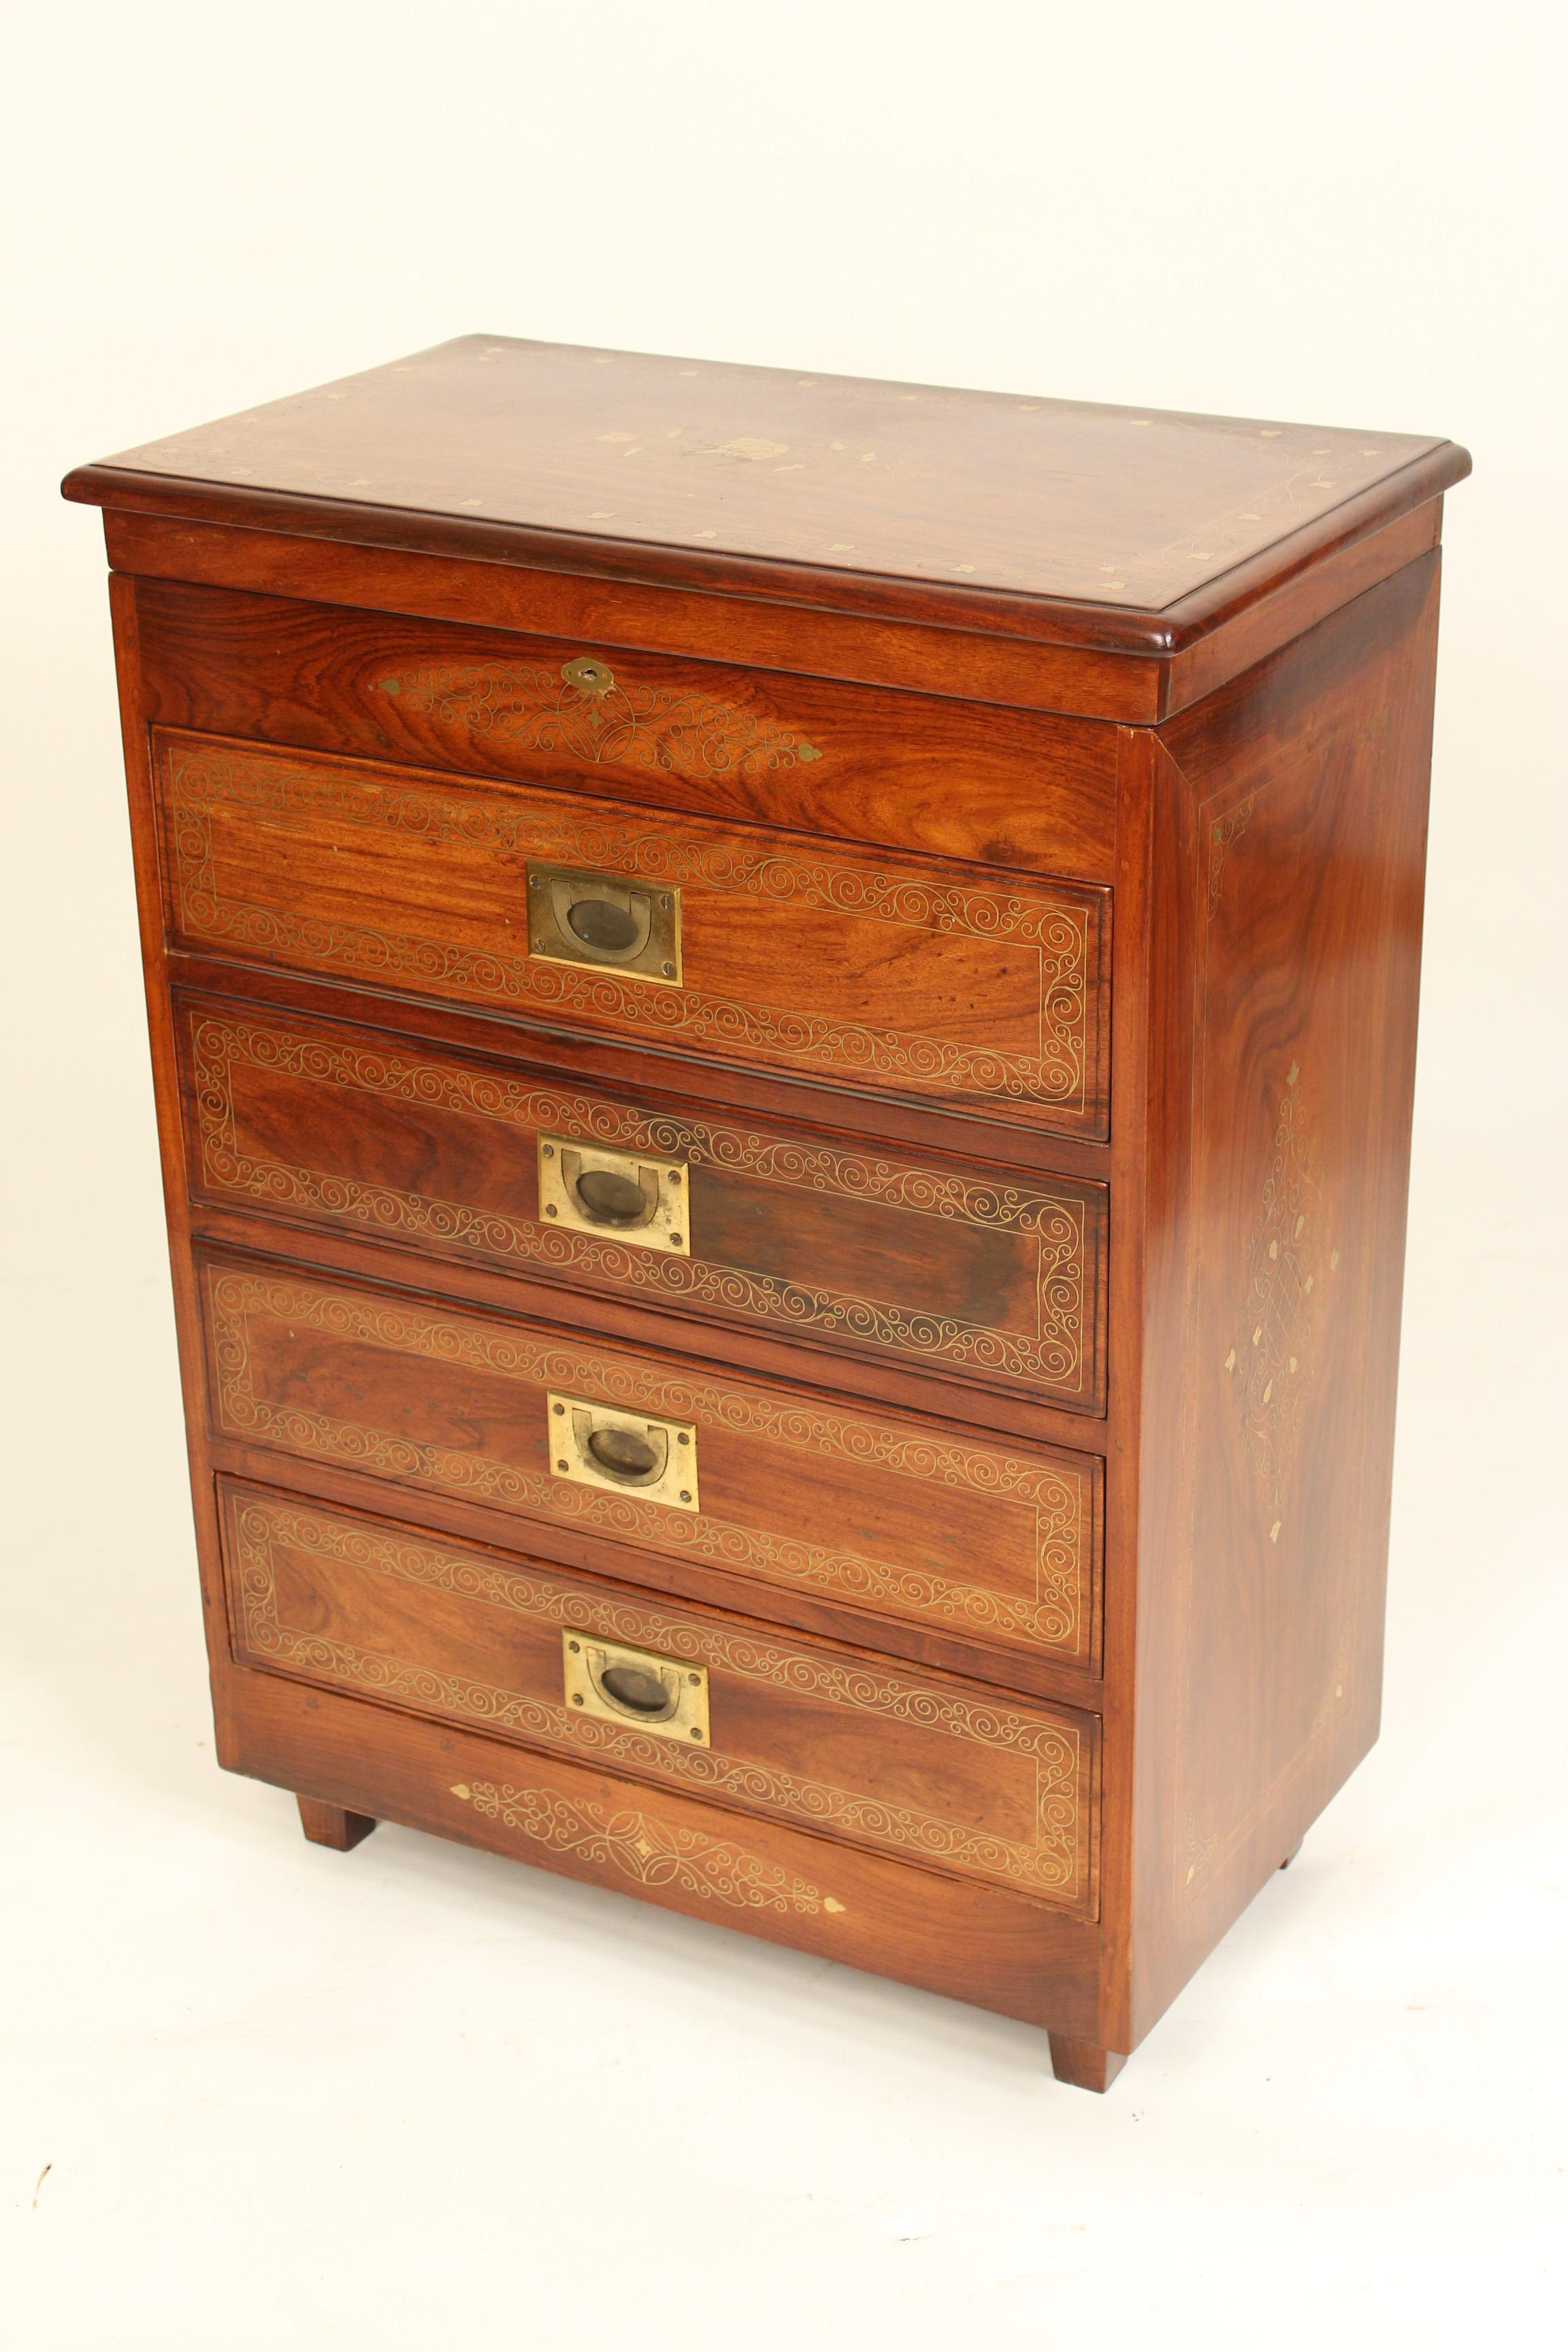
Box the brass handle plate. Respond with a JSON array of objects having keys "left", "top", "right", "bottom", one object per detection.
[
  {"left": 547, "top": 1391, "right": 699, "bottom": 1512},
  {"left": 562, "top": 1631, "right": 710, "bottom": 1746},
  {"left": 527, "top": 862, "right": 682, "bottom": 985},
  {"left": 538, "top": 1134, "right": 690, "bottom": 1256}
]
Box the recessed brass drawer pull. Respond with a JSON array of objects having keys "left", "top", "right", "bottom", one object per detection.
[
  {"left": 527, "top": 862, "right": 681, "bottom": 984},
  {"left": 547, "top": 1391, "right": 699, "bottom": 1511},
  {"left": 538, "top": 1134, "right": 689, "bottom": 1255},
  {"left": 562, "top": 1631, "right": 709, "bottom": 1745}
]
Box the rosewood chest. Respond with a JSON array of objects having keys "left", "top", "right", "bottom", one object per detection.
[{"left": 64, "top": 340, "right": 1468, "bottom": 2089}]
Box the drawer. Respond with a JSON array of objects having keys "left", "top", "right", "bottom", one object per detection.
[
  {"left": 178, "top": 995, "right": 1106, "bottom": 1414},
  {"left": 156, "top": 728, "right": 1110, "bottom": 1139},
  {"left": 219, "top": 1477, "right": 1097, "bottom": 1914},
  {"left": 135, "top": 579, "right": 1120, "bottom": 882},
  {"left": 199, "top": 1254, "right": 1102, "bottom": 1673}
]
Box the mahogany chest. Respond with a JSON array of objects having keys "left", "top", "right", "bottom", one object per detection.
[{"left": 64, "top": 340, "right": 1468, "bottom": 2089}]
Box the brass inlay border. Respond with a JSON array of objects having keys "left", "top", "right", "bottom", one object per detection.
[
  {"left": 188, "top": 1011, "right": 1094, "bottom": 1396},
  {"left": 163, "top": 739, "right": 1096, "bottom": 1124},
  {"left": 206, "top": 1267, "right": 1094, "bottom": 1659},
  {"left": 376, "top": 655, "right": 824, "bottom": 779},
  {"left": 1226, "top": 1062, "right": 1335, "bottom": 1544},
  {"left": 449, "top": 1780, "right": 840, "bottom": 1916},
  {"left": 227, "top": 1492, "right": 1090, "bottom": 1907}
]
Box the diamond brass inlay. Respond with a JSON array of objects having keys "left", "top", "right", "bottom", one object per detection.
[{"left": 448, "top": 1780, "right": 838, "bottom": 1916}]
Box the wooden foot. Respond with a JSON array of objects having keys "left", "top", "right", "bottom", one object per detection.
[
  {"left": 297, "top": 1794, "right": 377, "bottom": 1851},
  {"left": 1049, "top": 2034, "right": 1127, "bottom": 2093},
  {"left": 1279, "top": 1839, "right": 1304, "bottom": 1869}
]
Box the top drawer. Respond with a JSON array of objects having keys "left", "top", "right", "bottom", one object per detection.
[{"left": 154, "top": 729, "right": 1111, "bottom": 1139}]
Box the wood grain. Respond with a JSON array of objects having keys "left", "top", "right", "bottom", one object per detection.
[
  {"left": 221, "top": 1479, "right": 1098, "bottom": 1913},
  {"left": 174, "top": 992, "right": 1107, "bottom": 1416},
  {"left": 133, "top": 578, "right": 1120, "bottom": 879},
  {"left": 296, "top": 1793, "right": 376, "bottom": 1849},
  {"left": 1129, "top": 554, "right": 1442, "bottom": 2041},
  {"left": 68, "top": 337, "right": 1464, "bottom": 2085},
  {"left": 154, "top": 728, "right": 1111, "bottom": 1139},
  {"left": 198, "top": 1247, "right": 1104, "bottom": 1677},
  {"left": 225, "top": 1648, "right": 1105, "bottom": 2038},
  {"left": 65, "top": 334, "right": 1465, "bottom": 647}
]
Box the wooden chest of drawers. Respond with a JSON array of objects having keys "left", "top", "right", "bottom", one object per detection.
[{"left": 65, "top": 338, "right": 1468, "bottom": 2089}]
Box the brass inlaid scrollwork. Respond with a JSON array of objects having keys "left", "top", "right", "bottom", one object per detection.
[
  {"left": 206, "top": 1267, "right": 1094, "bottom": 1657},
  {"left": 226, "top": 1492, "right": 1091, "bottom": 1906},
  {"left": 189, "top": 1011, "right": 1095, "bottom": 1398},
  {"left": 161, "top": 738, "right": 1098, "bottom": 1126},
  {"left": 449, "top": 1780, "right": 837, "bottom": 1916}
]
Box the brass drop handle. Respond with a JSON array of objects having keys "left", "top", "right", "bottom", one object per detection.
[
  {"left": 572, "top": 1407, "right": 669, "bottom": 1487},
  {"left": 561, "top": 1148, "right": 660, "bottom": 1230}
]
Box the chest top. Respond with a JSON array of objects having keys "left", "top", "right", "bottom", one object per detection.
[{"left": 64, "top": 336, "right": 1468, "bottom": 669}]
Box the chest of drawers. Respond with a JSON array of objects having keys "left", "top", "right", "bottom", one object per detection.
[{"left": 65, "top": 339, "right": 1468, "bottom": 2090}]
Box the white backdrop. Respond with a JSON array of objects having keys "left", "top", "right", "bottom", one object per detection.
[{"left": 3, "top": 4, "right": 1564, "bottom": 2344}]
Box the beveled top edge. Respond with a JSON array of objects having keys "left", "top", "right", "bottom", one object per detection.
[{"left": 61, "top": 335, "right": 1470, "bottom": 657}]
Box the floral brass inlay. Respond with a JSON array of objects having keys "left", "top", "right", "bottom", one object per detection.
[
  {"left": 1226, "top": 1063, "right": 1331, "bottom": 1541},
  {"left": 189, "top": 1011, "right": 1095, "bottom": 1399},
  {"left": 206, "top": 1267, "right": 1094, "bottom": 1658},
  {"left": 225, "top": 1491, "right": 1091, "bottom": 1906},
  {"left": 376, "top": 654, "right": 823, "bottom": 776},
  {"left": 161, "top": 738, "right": 1098, "bottom": 1127},
  {"left": 449, "top": 1780, "right": 838, "bottom": 1916}
]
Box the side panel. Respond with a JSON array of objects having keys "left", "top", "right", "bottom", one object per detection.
[{"left": 1130, "top": 553, "right": 1441, "bottom": 2038}]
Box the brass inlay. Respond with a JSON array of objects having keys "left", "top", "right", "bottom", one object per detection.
[
  {"left": 206, "top": 1267, "right": 1096, "bottom": 1659},
  {"left": 562, "top": 1631, "right": 709, "bottom": 1746},
  {"left": 448, "top": 1780, "right": 838, "bottom": 1916},
  {"left": 527, "top": 862, "right": 682, "bottom": 984},
  {"left": 187, "top": 1010, "right": 1096, "bottom": 1396},
  {"left": 1206, "top": 791, "right": 1258, "bottom": 921},
  {"left": 162, "top": 738, "right": 1098, "bottom": 1129},
  {"left": 548, "top": 1390, "right": 699, "bottom": 1512},
  {"left": 537, "top": 1132, "right": 689, "bottom": 1255},
  {"left": 225, "top": 1492, "right": 1093, "bottom": 1908},
  {"left": 1227, "top": 1062, "right": 1335, "bottom": 1541},
  {"left": 374, "top": 653, "right": 823, "bottom": 777}
]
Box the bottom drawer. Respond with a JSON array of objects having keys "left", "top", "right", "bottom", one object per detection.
[{"left": 219, "top": 1477, "right": 1098, "bottom": 1916}]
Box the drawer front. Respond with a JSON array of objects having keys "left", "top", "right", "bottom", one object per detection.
[
  {"left": 199, "top": 1258, "right": 1101, "bottom": 1671},
  {"left": 220, "top": 1479, "right": 1097, "bottom": 1914},
  {"left": 178, "top": 997, "right": 1107, "bottom": 1413},
  {"left": 157, "top": 729, "right": 1109, "bottom": 1139},
  {"left": 135, "top": 579, "right": 1120, "bottom": 882}
]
